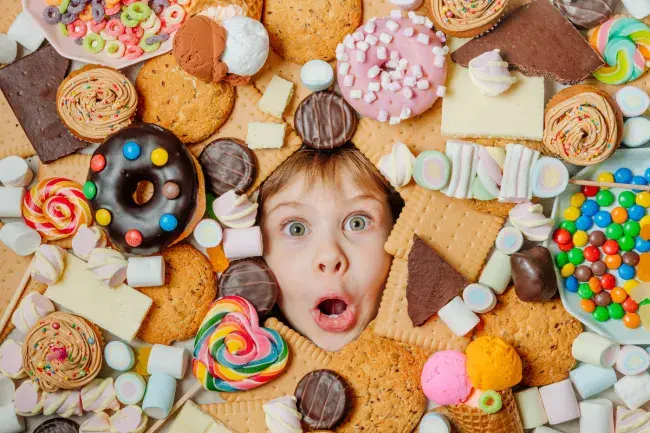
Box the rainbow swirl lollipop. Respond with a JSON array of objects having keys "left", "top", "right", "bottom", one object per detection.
[
  {"left": 22, "top": 177, "right": 92, "bottom": 241},
  {"left": 589, "top": 17, "right": 650, "bottom": 85},
  {"left": 192, "top": 296, "right": 288, "bottom": 392}
]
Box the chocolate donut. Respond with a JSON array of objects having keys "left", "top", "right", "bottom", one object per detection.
[
  {"left": 34, "top": 418, "right": 80, "bottom": 433},
  {"left": 85, "top": 124, "right": 201, "bottom": 255}
]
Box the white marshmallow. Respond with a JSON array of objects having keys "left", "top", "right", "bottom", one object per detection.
[
  {"left": 336, "top": 52, "right": 349, "bottom": 61},
  {"left": 0, "top": 34, "right": 17, "bottom": 65},
  {"left": 400, "top": 107, "right": 411, "bottom": 119},
  {"left": 403, "top": 87, "right": 413, "bottom": 99},
  {"left": 338, "top": 62, "right": 350, "bottom": 75},
  {"left": 364, "top": 92, "right": 377, "bottom": 103},
  {"left": 462, "top": 283, "right": 496, "bottom": 313},
  {"left": 579, "top": 399, "right": 614, "bottom": 433},
  {"left": 389, "top": 0, "right": 424, "bottom": 10},
  {"left": 417, "top": 33, "right": 430, "bottom": 45},
  {"left": 142, "top": 373, "right": 176, "bottom": 419},
  {"left": 622, "top": 0, "right": 650, "bottom": 19},
  {"left": 126, "top": 256, "right": 165, "bottom": 288},
  {"left": 343, "top": 74, "right": 355, "bottom": 87},
  {"left": 365, "top": 34, "right": 378, "bottom": 45},
  {"left": 357, "top": 41, "right": 369, "bottom": 51},
  {"left": 404, "top": 77, "right": 416, "bottom": 87},
  {"left": 0, "top": 404, "right": 24, "bottom": 433},
  {"left": 412, "top": 64, "right": 423, "bottom": 78},
  {"left": 434, "top": 55, "right": 446, "bottom": 68},
  {"left": 364, "top": 21, "right": 376, "bottom": 33},
  {"left": 0, "top": 222, "right": 41, "bottom": 256},
  {"left": 378, "top": 110, "right": 388, "bottom": 122},
  {"left": 147, "top": 344, "right": 188, "bottom": 380},
  {"left": 221, "top": 16, "right": 269, "bottom": 76},
  {"left": 352, "top": 31, "right": 364, "bottom": 41},
  {"left": 570, "top": 363, "right": 617, "bottom": 399},
  {"left": 368, "top": 81, "right": 380, "bottom": 92},
  {"left": 350, "top": 89, "right": 363, "bottom": 99},
  {"left": 437, "top": 297, "right": 479, "bottom": 336},
  {"left": 615, "top": 373, "right": 650, "bottom": 409},
  {"left": 223, "top": 226, "right": 263, "bottom": 260},
  {"left": 389, "top": 117, "right": 401, "bottom": 125},
  {"left": 390, "top": 9, "right": 403, "bottom": 19},
  {"left": 478, "top": 250, "right": 511, "bottom": 294},
  {"left": 301, "top": 60, "right": 334, "bottom": 92},
  {"left": 8, "top": 12, "right": 44, "bottom": 52},
  {"left": 368, "top": 66, "right": 380, "bottom": 78},
  {"left": 386, "top": 20, "right": 400, "bottom": 32},
  {"left": 356, "top": 51, "right": 366, "bottom": 63},
  {"left": 514, "top": 387, "right": 547, "bottom": 430},
  {"left": 572, "top": 332, "right": 620, "bottom": 368},
  {"left": 416, "top": 79, "right": 429, "bottom": 90},
  {"left": 404, "top": 27, "right": 414, "bottom": 37},
  {"left": 539, "top": 379, "right": 580, "bottom": 425},
  {"left": 379, "top": 33, "right": 393, "bottom": 43},
  {"left": 436, "top": 85, "right": 446, "bottom": 97},
  {"left": 377, "top": 46, "right": 387, "bottom": 59},
  {"left": 0, "top": 187, "right": 24, "bottom": 217}
]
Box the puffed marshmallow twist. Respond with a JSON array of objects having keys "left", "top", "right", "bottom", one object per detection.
[
  {"left": 193, "top": 296, "right": 289, "bottom": 392},
  {"left": 87, "top": 248, "right": 128, "bottom": 287},
  {"left": 22, "top": 177, "right": 92, "bottom": 241},
  {"left": 263, "top": 396, "right": 303, "bottom": 433},
  {"left": 377, "top": 142, "right": 415, "bottom": 188},
  {"left": 213, "top": 190, "right": 258, "bottom": 229},
  {"left": 30, "top": 245, "right": 67, "bottom": 285}
]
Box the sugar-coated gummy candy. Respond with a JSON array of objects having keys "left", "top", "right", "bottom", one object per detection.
[
  {"left": 576, "top": 215, "right": 594, "bottom": 231},
  {"left": 638, "top": 253, "right": 650, "bottom": 282},
  {"left": 594, "top": 210, "right": 613, "bottom": 228},
  {"left": 571, "top": 192, "right": 586, "bottom": 207},
  {"left": 566, "top": 276, "right": 579, "bottom": 292},
  {"left": 603, "top": 239, "right": 620, "bottom": 255},
  {"left": 642, "top": 215, "right": 650, "bottom": 227},
  {"left": 624, "top": 279, "right": 639, "bottom": 294},
  {"left": 592, "top": 260, "right": 607, "bottom": 276},
  {"left": 620, "top": 191, "right": 637, "bottom": 208},
  {"left": 628, "top": 205, "right": 645, "bottom": 221},
  {"left": 575, "top": 265, "right": 593, "bottom": 282},
  {"left": 616, "top": 168, "right": 634, "bottom": 184},
  {"left": 559, "top": 241, "right": 574, "bottom": 252},
  {"left": 593, "top": 306, "right": 610, "bottom": 322},
  {"left": 561, "top": 220, "right": 578, "bottom": 234},
  {"left": 623, "top": 251, "right": 640, "bottom": 266},
  {"left": 609, "top": 303, "right": 625, "bottom": 319},
  {"left": 581, "top": 200, "right": 600, "bottom": 216}
]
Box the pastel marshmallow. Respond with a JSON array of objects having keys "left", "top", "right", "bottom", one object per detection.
[
  {"left": 569, "top": 363, "right": 617, "bottom": 399},
  {"left": 495, "top": 226, "right": 524, "bottom": 255},
  {"left": 623, "top": 117, "right": 650, "bottom": 147},
  {"left": 615, "top": 86, "right": 650, "bottom": 117},
  {"left": 7, "top": 12, "right": 45, "bottom": 52},
  {"left": 115, "top": 372, "right": 146, "bottom": 405},
  {"left": 538, "top": 379, "right": 580, "bottom": 425},
  {"left": 126, "top": 256, "right": 165, "bottom": 288},
  {"left": 0, "top": 33, "right": 17, "bottom": 65},
  {"left": 615, "top": 372, "right": 650, "bottom": 409},
  {"left": 579, "top": 399, "right": 614, "bottom": 433},
  {"left": 301, "top": 60, "right": 334, "bottom": 92},
  {"left": 437, "top": 296, "right": 480, "bottom": 337},
  {"left": 104, "top": 341, "right": 135, "bottom": 372},
  {"left": 514, "top": 387, "right": 547, "bottom": 429},
  {"left": 0, "top": 221, "right": 41, "bottom": 256},
  {"left": 142, "top": 373, "right": 176, "bottom": 419},
  {"left": 572, "top": 332, "right": 620, "bottom": 368},
  {"left": 616, "top": 345, "right": 650, "bottom": 376},
  {"left": 147, "top": 344, "right": 188, "bottom": 380},
  {"left": 462, "top": 283, "right": 496, "bottom": 313},
  {"left": 0, "top": 187, "right": 24, "bottom": 217},
  {"left": 478, "top": 250, "right": 512, "bottom": 294},
  {"left": 0, "top": 339, "right": 25, "bottom": 379},
  {"left": 418, "top": 412, "right": 450, "bottom": 433},
  {"left": 0, "top": 156, "right": 32, "bottom": 187},
  {"left": 0, "top": 404, "right": 24, "bottom": 433},
  {"left": 222, "top": 226, "right": 263, "bottom": 260}
]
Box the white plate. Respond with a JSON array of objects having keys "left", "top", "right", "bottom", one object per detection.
[
  {"left": 548, "top": 148, "right": 650, "bottom": 344},
  {"left": 22, "top": 0, "right": 175, "bottom": 69}
]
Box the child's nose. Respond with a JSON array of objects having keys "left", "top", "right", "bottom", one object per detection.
[{"left": 314, "top": 244, "right": 348, "bottom": 275}]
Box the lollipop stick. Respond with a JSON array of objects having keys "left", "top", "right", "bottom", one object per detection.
[
  {"left": 569, "top": 179, "right": 650, "bottom": 192},
  {"left": 0, "top": 256, "right": 34, "bottom": 335},
  {"left": 145, "top": 381, "right": 203, "bottom": 433}
]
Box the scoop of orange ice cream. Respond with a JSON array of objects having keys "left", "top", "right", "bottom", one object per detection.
[{"left": 466, "top": 336, "right": 522, "bottom": 391}]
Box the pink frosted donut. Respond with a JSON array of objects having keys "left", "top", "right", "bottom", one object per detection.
[{"left": 336, "top": 12, "right": 448, "bottom": 124}]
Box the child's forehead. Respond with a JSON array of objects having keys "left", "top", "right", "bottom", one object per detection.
[{"left": 275, "top": 169, "right": 372, "bottom": 203}]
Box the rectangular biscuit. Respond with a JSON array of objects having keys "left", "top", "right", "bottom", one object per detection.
[{"left": 201, "top": 400, "right": 267, "bottom": 433}]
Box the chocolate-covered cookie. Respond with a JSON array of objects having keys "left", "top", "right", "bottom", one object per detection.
[
  {"left": 34, "top": 418, "right": 80, "bottom": 433},
  {"left": 218, "top": 258, "right": 279, "bottom": 316},
  {"left": 295, "top": 91, "right": 358, "bottom": 150},
  {"left": 511, "top": 246, "right": 558, "bottom": 302},
  {"left": 199, "top": 138, "right": 257, "bottom": 196},
  {"left": 295, "top": 369, "right": 351, "bottom": 430},
  {"left": 553, "top": 0, "right": 617, "bottom": 29}
]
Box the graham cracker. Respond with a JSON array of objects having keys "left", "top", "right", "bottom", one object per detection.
[
  {"left": 187, "top": 84, "right": 302, "bottom": 194},
  {"left": 0, "top": 279, "right": 46, "bottom": 342},
  {"left": 385, "top": 186, "right": 503, "bottom": 279},
  {"left": 201, "top": 399, "right": 267, "bottom": 433},
  {"left": 0, "top": 0, "right": 21, "bottom": 35},
  {"left": 374, "top": 257, "right": 472, "bottom": 351},
  {"left": 217, "top": 317, "right": 331, "bottom": 403},
  {"left": 0, "top": 90, "right": 36, "bottom": 159}
]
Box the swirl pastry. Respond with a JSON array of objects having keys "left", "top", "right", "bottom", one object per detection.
[
  {"left": 22, "top": 312, "right": 103, "bottom": 392},
  {"left": 543, "top": 85, "right": 623, "bottom": 166},
  {"left": 31, "top": 245, "right": 67, "bottom": 285},
  {"left": 430, "top": 0, "right": 508, "bottom": 37},
  {"left": 56, "top": 65, "right": 137, "bottom": 143}
]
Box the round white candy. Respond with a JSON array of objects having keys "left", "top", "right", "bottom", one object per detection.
[
  {"left": 115, "top": 372, "right": 146, "bottom": 405},
  {"left": 623, "top": 117, "right": 650, "bottom": 148},
  {"left": 495, "top": 226, "right": 524, "bottom": 255},
  {"left": 221, "top": 16, "right": 269, "bottom": 76},
  {"left": 301, "top": 60, "right": 334, "bottom": 92},
  {"left": 531, "top": 156, "right": 569, "bottom": 198},
  {"left": 462, "top": 283, "right": 497, "bottom": 314},
  {"left": 419, "top": 412, "right": 451, "bottom": 433},
  {"left": 615, "top": 86, "right": 650, "bottom": 118},
  {"left": 193, "top": 219, "right": 223, "bottom": 248},
  {"left": 616, "top": 345, "right": 650, "bottom": 376},
  {"left": 104, "top": 341, "right": 135, "bottom": 372}
]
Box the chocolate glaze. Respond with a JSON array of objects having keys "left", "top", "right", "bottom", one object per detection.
[
  {"left": 199, "top": 138, "right": 257, "bottom": 196},
  {"left": 553, "top": 0, "right": 617, "bottom": 29},
  {"left": 218, "top": 258, "right": 279, "bottom": 316},
  {"left": 295, "top": 369, "right": 351, "bottom": 430},
  {"left": 511, "top": 246, "right": 558, "bottom": 302},
  {"left": 295, "top": 91, "right": 358, "bottom": 150},
  {"left": 87, "top": 123, "right": 199, "bottom": 255},
  {"left": 34, "top": 418, "right": 80, "bottom": 433}
]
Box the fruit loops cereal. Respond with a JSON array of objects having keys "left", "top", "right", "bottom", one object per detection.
[
  {"left": 554, "top": 168, "right": 650, "bottom": 329},
  {"left": 42, "top": 0, "right": 189, "bottom": 60}
]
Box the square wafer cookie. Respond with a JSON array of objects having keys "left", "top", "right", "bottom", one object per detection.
[
  {"left": 0, "top": 90, "right": 36, "bottom": 159},
  {"left": 374, "top": 257, "right": 472, "bottom": 351},
  {"left": 201, "top": 399, "right": 267, "bottom": 433},
  {"left": 187, "top": 84, "right": 302, "bottom": 194},
  {"left": 217, "top": 317, "right": 331, "bottom": 403}
]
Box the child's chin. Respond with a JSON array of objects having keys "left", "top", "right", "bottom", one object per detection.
[{"left": 308, "top": 326, "right": 364, "bottom": 352}]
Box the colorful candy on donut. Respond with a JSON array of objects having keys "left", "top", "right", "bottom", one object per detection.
[
  {"left": 84, "top": 123, "right": 205, "bottom": 255},
  {"left": 336, "top": 12, "right": 448, "bottom": 124}
]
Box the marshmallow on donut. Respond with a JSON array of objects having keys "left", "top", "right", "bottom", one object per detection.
[{"left": 336, "top": 14, "right": 447, "bottom": 123}]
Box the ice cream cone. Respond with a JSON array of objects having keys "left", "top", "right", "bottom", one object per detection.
[{"left": 434, "top": 389, "right": 523, "bottom": 433}]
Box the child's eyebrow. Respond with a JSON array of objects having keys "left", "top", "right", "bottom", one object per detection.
[{"left": 265, "top": 201, "right": 305, "bottom": 216}]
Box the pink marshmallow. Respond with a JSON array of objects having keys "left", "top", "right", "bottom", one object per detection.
[{"left": 222, "top": 227, "right": 263, "bottom": 260}]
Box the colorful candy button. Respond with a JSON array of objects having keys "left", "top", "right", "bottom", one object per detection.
[
  {"left": 624, "top": 279, "right": 639, "bottom": 295},
  {"left": 590, "top": 231, "right": 606, "bottom": 247},
  {"left": 151, "top": 148, "right": 169, "bottom": 167},
  {"left": 556, "top": 252, "right": 569, "bottom": 268},
  {"left": 159, "top": 214, "right": 178, "bottom": 232},
  {"left": 637, "top": 191, "right": 650, "bottom": 208},
  {"left": 638, "top": 237, "right": 650, "bottom": 252},
  {"left": 646, "top": 168, "right": 650, "bottom": 183},
  {"left": 558, "top": 241, "right": 574, "bottom": 252},
  {"left": 603, "top": 239, "right": 620, "bottom": 255},
  {"left": 615, "top": 168, "right": 634, "bottom": 184},
  {"left": 125, "top": 229, "right": 143, "bottom": 247},
  {"left": 573, "top": 230, "right": 588, "bottom": 247},
  {"left": 561, "top": 263, "right": 576, "bottom": 278},
  {"left": 598, "top": 171, "right": 615, "bottom": 184},
  {"left": 593, "top": 306, "right": 610, "bottom": 322},
  {"left": 123, "top": 141, "right": 141, "bottom": 160},
  {"left": 589, "top": 276, "right": 603, "bottom": 293},
  {"left": 90, "top": 154, "right": 106, "bottom": 172},
  {"left": 594, "top": 291, "right": 611, "bottom": 306},
  {"left": 611, "top": 207, "right": 628, "bottom": 224},
  {"left": 576, "top": 215, "right": 593, "bottom": 231},
  {"left": 624, "top": 312, "right": 641, "bottom": 328},
  {"left": 612, "top": 287, "right": 628, "bottom": 303},
  {"left": 96, "top": 209, "right": 111, "bottom": 226},
  {"left": 570, "top": 192, "right": 586, "bottom": 207},
  {"left": 606, "top": 223, "right": 624, "bottom": 240},
  {"left": 605, "top": 254, "right": 622, "bottom": 269},
  {"left": 624, "top": 221, "right": 641, "bottom": 237},
  {"left": 623, "top": 297, "right": 639, "bottom": 313},
  {"left": 642, "top": 215, "right": 650, "bottom": 227},
  {"left": 560, "top": 220, "right": 578, "bottom": 234},
  {"left": 584, "top": 245, "right": 600, "bottom": 262},
  {"left": 620, "top": 191, "right": 637, "bottom": 208},
  {"left": 566, "top": 276, "right": 579, "bottom": 292},
  {"left": 582, "top": 185, "right": 599, "bottom": 197},
  {"left": 568, "top": 248, "right": 584, "bottom": 265},
  {"left": 609, "top": 303, "right": 625, "bottom": 319},
  {"left": 553, "top": 228, "right": 572, "bottom": 245},
  {"left": 619, "top": 235, "right": 636, "bottom": 251},
  {"left": 619, "top": 264, "right": 636, "bottom": 280},
  {"left": 83, "top": 181, "right": 97, "bottom": 200},
  {"left": 594, "top": 211, "right": 613, "bottom": 228},
  {"left": 595, "top": 190, "right": 614, "bottom": 207},
  {"left": 624, "top": 251, "right": 640, "bottom": 266},
  {"left": 581, "top": 299, "right": 596, "bottom": 313},
  {"left": 581, "top": 200, "right": 600, "bottom": 216},
  {"left": 578, "top": 283, "right": 593, "bottom": 299},
  {"left": 632, "top": 175, "right": 648, "bottom": 192},
  {"left": 602, "top": 273, "right": 616, "bottom": 290},
  {"left": 564, "top": 206, "right": 581, "bottom": 221},
  {"left": 628, "top": 205, "right": 645, "bottom": 221}
]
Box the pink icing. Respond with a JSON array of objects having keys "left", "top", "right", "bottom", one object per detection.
[
  {"left": 336, "top": 15, "right": 447, "bottom": 121},
  {"left": 0, "top": 340, "right": 22, "bottom": 376},
  {"left": 421, "top": 350, "right": 472, "bottom": 405}
]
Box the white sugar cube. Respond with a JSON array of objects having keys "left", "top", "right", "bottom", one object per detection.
[
  {"left": 377, "top": 46, "right": 387, "bottom": 59},
  {"left": 338, "top": 62, "right": 350, "bottom": 75},
  {"left": 367, "top": 65, "right": 381, "bottom": 78},
  {"left": 343, "top": 74, "right": 355, "bottom": 87},
  {"left": 403, "top": 87, "right": 413, "bottom": 99},
  {"left": 389, "top": 70, "right": 403, "bottom": 79},
  {"left": 398, "top": 58, "right": 409, "bottom": 70},
  {"left": 390, "top": 9, "right": 402, "bottom": 19},
  {"left": 400, "top": 107, "right": 411, "bottom": 119},
  {"left": 365, "top": 34, "right": 378, "bottom": 46},
  {"left": 378, "top": 109, "right": 388, "bottom": 122},
  {"left": 389, "top": 117, "right": 401, "bottom": 125},
  {"left": 434, "top": 55, "right": 445, "bottom": 68},
  {"left": 336, "top": 52, "right": 349, "bottom": 61},
  {"left": 353, "top": 31, "right": 364, "bottom": 41},
  {"left": 357, "top": 41, "right": 369, "bottom": 51},
  {"left": 416, "top": 79, "right": 429, "bottom": 89},
  {"left": 411, "top": 64, "right": 423, "bottom": 78},
  {"left": 404, "top": 27, "right": 414, "bottom": 37},
  {"left": 356, "top": 51, "right": 366, "bottom": 63},
  {"left": 417, "top": 33, "right": 430, "bottom": 45},
  {"left": 388, "top": 81, "right": 402, "bottom": 92},
  {"left": 365, "top": 21, "right": 376, "bottom": 33},
  {"left": 379, "top": 33, "right": 393, "bottom": 44},
  {"left": 425, "top": 17, "right": 434, "bottom": 29},
  {"left": 364, "top": 91, "right": 377, "bottom": 103},
  {"left": 386, "top": 20, "right": 400, "bottom": 32},
  {"left": 368, "top": 81, "right": 380, "bottom": 92},
  {"left": 436, "top": 85, "right": 446, "bottom": 97},
  {"left": 404, "top": 77, "right": 416, "bottom": 87},
  {"left": 350, "top": 89, "right": 363, "bottom": 99}
]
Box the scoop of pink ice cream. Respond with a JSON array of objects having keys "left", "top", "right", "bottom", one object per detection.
[{"left": 421, "top": 350, "right": 473, "bottom": 405}]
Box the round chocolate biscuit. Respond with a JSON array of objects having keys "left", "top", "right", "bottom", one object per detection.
[
  {"left": 295, "top": 91, "right": 358, "bottom": 150},
  {"left": 218, "top": 258, "right": 279, "bottom": 316},
  {"left": 34, "top": 418, "right": 80, "bottom": 433},
  {"left": 295, "top": 369, "right": 351, "bottom": 430},
  {"left": 199, "top": 138, "right": 257, "bottom": 196}
]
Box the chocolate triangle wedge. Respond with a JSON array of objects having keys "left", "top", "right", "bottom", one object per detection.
[
  {"left": 406, "top": 235, "right": 469, "bottom": 326},
  {"left": 451, "top": 0, "right": 604, "bottom": 85}
]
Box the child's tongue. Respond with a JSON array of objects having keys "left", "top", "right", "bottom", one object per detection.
[{"left": 319, "top": 299, "right": 347, "bottom": 316}]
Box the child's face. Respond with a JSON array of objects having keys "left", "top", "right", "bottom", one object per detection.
[{"left": 262, "top": 169, "right": 394, "bottom": 352}]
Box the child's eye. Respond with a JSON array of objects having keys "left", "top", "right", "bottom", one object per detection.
[
  {"left": 344, "top": 215, "right": 369, "bottom": 231},
  {"left": 284, "top": 221, "right": 308, "bottom": 236}
]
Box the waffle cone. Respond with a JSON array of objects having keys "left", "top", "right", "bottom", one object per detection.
[{"left": 435, "top": 389, "right": 523, "bottom": 433}]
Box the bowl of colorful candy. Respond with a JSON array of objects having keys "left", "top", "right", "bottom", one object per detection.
[
  {"left": 549, "top": 149, "right": 650, "bottom": 344},
  {"left": 23, "top": 0, "right": 189, "bottom": 69}
]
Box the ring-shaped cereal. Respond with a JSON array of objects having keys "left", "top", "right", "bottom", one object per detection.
[
  {"left": 126, "top": 25, "right": 144, "bottom": 39},
  {"left": 100, "top": 29, "right": 118, "bottom": 41},
  {"left": 144, "top": 16, "right": 161, "bottom": 34},
  {"left": 83, "top": 33, "right": 106, "bottom": 53},
  {"left": 119, "top": 33, "right": 139, "bottom": 46},
  {"left": 162, "top": 4, "right": 185, "bottom": 26},
  {"left": 67, "top": 19, "right": 87, "bottom": 38},
  {"left": 160, "top": 23, "right": 181, "bottom": 34},
  {"left": 336, "top": 14, "right": 448, "bottom": 124},
  {"left": 79, "top": 5, "right": 93, "bottom": 21},
  {"left": 104, "top": 4, "right": 121, "bottom": 15},
  {"left": 89, "top": 19, "right": 106, "bottom": 33},
  {"left": 140, "top": 12, "right": 157, "bottom": 29},
  {"left": 105, "top": 18, "right": 125, "bottom": 37},
  {"left": 106, "top": 40, "right": 126, "bottom": 58},
  {"left": 125, "top": 45, "right": 144, "bottom": 59},
  {"left": 478, "top": 390, "right": 503, "bottom": 414},
  {"left": 46, "top": 0, "right": 61, "bottom": 6}
]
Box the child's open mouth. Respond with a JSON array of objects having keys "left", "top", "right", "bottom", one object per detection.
[{"left": 311, "top": 296, "right": 356, "bottom": 333}]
